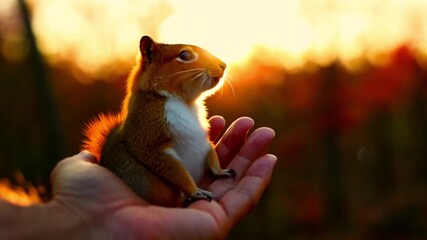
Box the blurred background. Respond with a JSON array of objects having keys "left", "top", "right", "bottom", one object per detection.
[{"left": 1, "top": 0, "right": 427, "bottom": 238}]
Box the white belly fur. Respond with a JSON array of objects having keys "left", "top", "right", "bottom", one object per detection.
[{"left": 164, "top": 96, "right": 210, "bottom": 184}]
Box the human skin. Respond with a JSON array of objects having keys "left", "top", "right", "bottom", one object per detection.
[{"left": 0, "top": 116, "right": 276, "bottom": 240}]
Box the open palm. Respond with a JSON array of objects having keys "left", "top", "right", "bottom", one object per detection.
[{"left": 49, "top": 116, "right": 276, "bottom": 239}]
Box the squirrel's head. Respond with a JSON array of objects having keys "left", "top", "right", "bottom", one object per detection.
[{"left": 130, "top": 36, "right": 226, "bottom": 101}]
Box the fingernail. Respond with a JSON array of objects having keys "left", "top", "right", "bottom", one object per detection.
[{"left": 78, "top": 150, "right": 98, "bottom": 163}]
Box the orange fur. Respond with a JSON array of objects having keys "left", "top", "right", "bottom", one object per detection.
[
  {"left": 81, "top": 36, "right": 234, "bottom": 206},
  {"left": 81, "top": 113, "right": 123, "bottom": 161}
]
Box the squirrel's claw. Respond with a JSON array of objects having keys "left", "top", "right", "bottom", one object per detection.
[
  {"left": 217, "top": 168, "right": 236, "bottom": 179},
  {"left": 188, "top": 188, "right": 216, "bottom": 202}
]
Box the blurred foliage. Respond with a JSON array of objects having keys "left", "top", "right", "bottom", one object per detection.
[
  {"left": 216, "top": 47, "right": 427, "bottom": 239},
  {"left": 1, "top": 5, "right": 427, "bottom": 239}
]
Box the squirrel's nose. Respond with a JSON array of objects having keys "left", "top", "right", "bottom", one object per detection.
[{"left": 219, "top": 61, "right": 227, "bottom": 71}]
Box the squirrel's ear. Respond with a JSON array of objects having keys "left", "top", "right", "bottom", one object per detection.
[{"left": 139, "top": 35, "right": 158, "bottom": 69}]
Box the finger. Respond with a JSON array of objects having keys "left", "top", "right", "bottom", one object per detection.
[
  {"left": 77, "top": 150, "right": 98, "bottom": 163},
  {"left": 227, "top": 127, "right": 275, "bottom": 181},
  {"left": 208, "top": 115, "right": 226, "bottom": 142},
  {"left": 219, "top": 154, "right": 277, "bottom": 225},
  {"left": 50, "top": 151, "right": 99, "bottom": 182},
  {"left": 215, "top": 117, "right": 254, "bottom": 167},
  {"left": 208, "top": 148, "right": 276, "bottom": 198},
  {"left": 57, "top": 151, "right": 97, "bottom": 165},
  {"left": 50, "top": 153, "right": 93, "bottom": 194},
  {"left": 51, "top": 152, "right": 147, "bottom": 205},
  {"left": 51, "top": 151, "right": 96, "bottom": 178}
]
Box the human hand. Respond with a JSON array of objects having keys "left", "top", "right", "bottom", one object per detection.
[{"left": 45, "top": 116, "right": 276, "bottom": 239}]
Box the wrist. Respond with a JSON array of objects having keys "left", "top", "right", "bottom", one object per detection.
[{"left": 0, "top": 200, "right": 93, "bottom": 240}]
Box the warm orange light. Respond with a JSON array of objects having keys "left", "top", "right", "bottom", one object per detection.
[
  {"left": 159, "top": 0, "right": 313, "bottom": 67},
  {"left": 9, "top": 0, "right": 425, "bottom": 81},
  {"left": 0, "top": 178, "right": 42, "bottom": 206},
  {"left": 29, "top": 0, "right": 172, "bottom": 82}
]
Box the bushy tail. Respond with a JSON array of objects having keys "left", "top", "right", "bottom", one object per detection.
[
  {"left": 81, "top": 113, "right": 123, "bottom": 161},
  {"left": 0, "top": 115, "right": 123, "bottom": 206}
]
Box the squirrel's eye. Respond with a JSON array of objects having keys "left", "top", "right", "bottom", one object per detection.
[{"left": 178, "top": 50, "right": 195, "bottom": 62}]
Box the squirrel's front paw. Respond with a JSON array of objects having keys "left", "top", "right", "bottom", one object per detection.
[{"left": 188, "top": 188, "right": 216, "bottom": 202}]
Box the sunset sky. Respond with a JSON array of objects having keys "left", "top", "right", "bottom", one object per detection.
[
  {"left": 1, "top": 0, "right": 427, "bottom": 82},
  {"left": 1, "top": 2, "right": 427, "bottom": 235}
]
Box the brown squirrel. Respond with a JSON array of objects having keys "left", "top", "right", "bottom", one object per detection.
[{"left": 82, "top": 36, "right": 235, "bottom": 207}]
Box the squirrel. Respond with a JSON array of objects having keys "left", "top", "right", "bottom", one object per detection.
[{"left": 81, "top": 36, "right": 235, "bottom": 207}]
